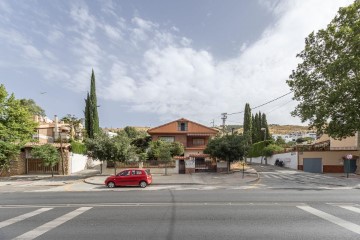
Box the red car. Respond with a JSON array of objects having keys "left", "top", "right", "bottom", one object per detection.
[{"left": 105, "top": 169, "right": 152, "bottom": 188}]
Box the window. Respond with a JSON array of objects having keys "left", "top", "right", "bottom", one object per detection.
[
  {"left": 119, "top": 170, "right": 130, "bottom": 176},
  {"left": 178, "top": 122, "right": 188, "bottom": 131},
  {"left": 193, "top": 138, "right": 205, "bottom": 146},
  {"left": 132, "top": 170, "right": 143, "bottom": 175},
  {"left": 159, "top": 136, "right": 175, "bottom": 142}
]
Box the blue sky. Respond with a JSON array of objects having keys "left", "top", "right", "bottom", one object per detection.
[{"left": 0, "top": 0, "right": 353, "bottom": 128}]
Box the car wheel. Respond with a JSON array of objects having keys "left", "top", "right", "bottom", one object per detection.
[
  {"left": 139, "top": 181, "right": 147, "bottom": 188},
  {"left": 107, "top": 182, "right": 115, "bottom": 188}
]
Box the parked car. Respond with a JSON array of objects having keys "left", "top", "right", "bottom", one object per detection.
[{"left": 105, "top": 169, "right": 152, "bottom": 188}]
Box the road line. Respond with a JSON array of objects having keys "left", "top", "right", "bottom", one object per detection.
[
  {"left": 0, "top": 208, "right": 52, "bottom": 229},
  {"left": 297, "top": 206, "right": 360, "bottom": 235},
  {"left": 338, "top": 206, "right": 360, "bottom": 214},
  {"left": 267, "top": 174, "right": 281, "bottom": 179},
  {"left": 12, "top": 207, "right": 92, "bottom": 240}
]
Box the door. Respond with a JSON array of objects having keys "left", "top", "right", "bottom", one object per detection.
[
  {"left": 179, "top": 160, "right": 185, "bottom": 174},
  {"left": 115, "top": 170, "right": 131, "bottom": 186},
  {"left": 303, "top": 158, "right": 322, "bottom": 173}
]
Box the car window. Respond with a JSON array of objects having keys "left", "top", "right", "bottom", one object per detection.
[{"left": 119, "top": 170, "right": 130, "bottom": 176}]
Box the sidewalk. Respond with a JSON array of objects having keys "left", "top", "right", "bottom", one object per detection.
[
  {"left": 250, "top": 163, "right": 360, "bottom": 179},
  {"left": 0, "top": 169, "right": 100, "bottom": 187},
  {"left": 84, "top": 168, "right": 259, "bottom": 186}
]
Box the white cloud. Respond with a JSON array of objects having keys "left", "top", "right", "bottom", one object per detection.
[
  {"left": 100, "top": 0, "right": 353, "bottom": 125},
  {"left": 47, "top": 30, "right": 64, "bottom": 43},
  {"left": 102, "top": 24, "right": 122, "bottom": 41}
]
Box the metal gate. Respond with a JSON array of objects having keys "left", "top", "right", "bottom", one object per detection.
[
  {"left": 179, "top": 160, "right": 185, "bottom": 174},
  {"left": 303, "top": 158, "right": 322, "bottom": 173},
  {"left": 195, "top": 158, "right": 216, "bottom": 172},
  {"left": 27, "top": 159, "right": 59, "bottom": 174}
]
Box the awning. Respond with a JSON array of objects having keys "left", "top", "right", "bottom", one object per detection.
[
  {"left": 189, "top": 154, "right": 210, "bottom": 158},
  {"left": 174, "top": 156, "right": 190, "bottom": 160},
  {"left": 187, "top": 133, "right": 214, "bottom": 136}
]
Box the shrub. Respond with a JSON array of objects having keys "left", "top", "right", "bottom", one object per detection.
[{"left": 71, "top": 141, "right": 87, "bottom": 154}]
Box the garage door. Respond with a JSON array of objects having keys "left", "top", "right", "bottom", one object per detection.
[{"left": 303, "top": 158, "right": 322, "bottom": 173}]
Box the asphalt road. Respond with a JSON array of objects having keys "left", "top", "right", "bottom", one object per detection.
[{"left": 0, "top": 187, "right": 359, "bottom": 240}]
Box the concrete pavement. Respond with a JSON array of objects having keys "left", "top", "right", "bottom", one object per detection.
[{"left": 84, "top": 169, "right": 259, "bottom": 186}]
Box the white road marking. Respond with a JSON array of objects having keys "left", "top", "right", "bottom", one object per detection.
[
  {"left": 12, "top": 207, "right": 92, "bottom": 240},
  {"left": 297, "top": 206, "right": 360, "bottom": 235},
  {"left": 338, "top": 206, "right": 360, "bottom": 214},
  {"left": 268, "top": 174, "right": 281, "bottom": 179},
  {"left": 0, "top": 208, "right": 52, "bottom": 229}
]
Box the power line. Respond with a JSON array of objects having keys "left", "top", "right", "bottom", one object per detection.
[{"left": 227, "top": 91, "right": 293, "bottom": 116}]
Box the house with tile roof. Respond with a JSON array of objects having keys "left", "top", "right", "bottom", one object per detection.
[{"left": 147, "top": 118, "right": 219, "bottom": 174}]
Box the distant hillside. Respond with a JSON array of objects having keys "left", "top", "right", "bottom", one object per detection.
[
  {"left": 233, "top": 125, "right": 313, "bottom": 135},
  {"left": 268, "top": 125, "right": 312, "bottom": 134},
  {"left": 103, "top": 126, "right": 150, "bottom": 133}
]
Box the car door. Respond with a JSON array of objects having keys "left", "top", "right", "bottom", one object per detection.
[
  {"left": 128, "top": 170, "right": 140, "bottom": 186},
  {"left": 115, "top": 170, "right": 131, "bottom": 186}
]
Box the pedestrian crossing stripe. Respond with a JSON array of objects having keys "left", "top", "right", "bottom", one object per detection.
[
  {"left": 297, "top": 205, "right": 360, "bottom": 235},
  {"left": 0, "top": 204, "right": 359, "bottom": 238}
]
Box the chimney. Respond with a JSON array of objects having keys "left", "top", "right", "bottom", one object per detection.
[{"left": 54, "top": 115, "right": 59, "bottom": 140}]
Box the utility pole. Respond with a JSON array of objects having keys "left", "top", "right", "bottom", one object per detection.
[
  {"left": 221, "top": 113, "right": 227, "bottom": 134},
  {"left": 210, "top": 119, "right": 215, "bottom": 127}
]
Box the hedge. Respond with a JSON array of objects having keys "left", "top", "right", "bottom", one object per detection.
[{"left": 71, "top": 141, "right": 87, "bottom": 154}]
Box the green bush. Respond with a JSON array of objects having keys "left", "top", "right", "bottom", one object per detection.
[
  {"left": 71, "top": 141, "right": 87, "bottom": 154},
  {"left": 263, "top": 144, "right": 284, "bottom": 157},
  {"left": 248, "top": 140, "right": 273, "bottom": 157}
]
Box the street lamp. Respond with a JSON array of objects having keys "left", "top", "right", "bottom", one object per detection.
[{"left": 261, "top": 128, "right": 266, "bottom": 165}]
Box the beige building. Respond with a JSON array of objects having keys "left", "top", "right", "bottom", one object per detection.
[
  {"left": 33, "top": 115, "right": 83, "bottom": 143},
  {"left": 298, "top": 133, "right": 359, "bottom": 173}
]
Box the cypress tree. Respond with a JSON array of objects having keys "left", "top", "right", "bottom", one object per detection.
[
  {"left": 261, "top": 113, "right": 270, "bottom": 140},
  {"left": 243, "top": 103, "right": 252, "bottom": 144},
  {"left": 84, "top": 70, "right": 100, "bottom": 138},
  {"left": 90, "top": 69, "right": 100, "bottom": 136},
  {"left": 253, "top": 113, "right": 259, "bottom": 143}
]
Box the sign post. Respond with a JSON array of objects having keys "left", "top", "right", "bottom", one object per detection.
[{"left": 346, "top": 154, "right": 353, "bottom": 178}]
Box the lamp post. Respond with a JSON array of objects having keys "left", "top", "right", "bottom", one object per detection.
[{"left": 261, "top": 128, "right": 266, "bottom": 165}]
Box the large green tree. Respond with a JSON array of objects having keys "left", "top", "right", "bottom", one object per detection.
[
  {"left": 0, "top": 85, "right": 37, "bottom": 174},
  {"left": 19, "top": 99, "right": 45, "bottom": 117},
  {"left": 147, "top": 140, "right": 184, "bottom": 175},
  {"left": 204, "top": 134, "right": 245, "bottom": 173},
  {"left": 84, "top": 70, "right": 100, "bottom": 138},
  {"left": 85, "top": 132, "right": 136, "bottom": 175},
  {"left": 31, "top": 144, "right": 60, "bottom": 177},
  {"left": 287, "top": 0, "right": 360, "bottom": 139}
]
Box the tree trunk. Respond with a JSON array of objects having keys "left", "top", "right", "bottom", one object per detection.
[
  {"left": 165, "top": 162, "right": 168, "bottom": 176},
  {"left": 114, "top": 161, "right": 117, "bottom": 175},
  {"left": 100, "top": 162, "right": 103, "bottom": 174},
  {"left": 51, "top": 167, "right": 54, "bottom": 178}
]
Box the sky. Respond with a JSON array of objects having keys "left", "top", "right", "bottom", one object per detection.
[{"left": 0, "top": 0, "right": 354, "bottom": 128}]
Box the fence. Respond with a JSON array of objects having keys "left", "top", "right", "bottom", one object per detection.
[{"left": 107, "top": 160, "right": 176, "bottom": 168}]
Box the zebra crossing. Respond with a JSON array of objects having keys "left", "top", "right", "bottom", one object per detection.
[
  {"left": 260, "top": 172, "right": 336, "bottom": 181},
  {"left": 0, "top": 203, "right": 359, "bottom": 239}
]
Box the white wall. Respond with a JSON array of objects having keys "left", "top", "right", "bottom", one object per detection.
[
  {"left": 247, "top": 152, "right": 298, "bottom": 170},
  {"left": 70, "top": 154, "right": 102, "bottom": 174}
]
